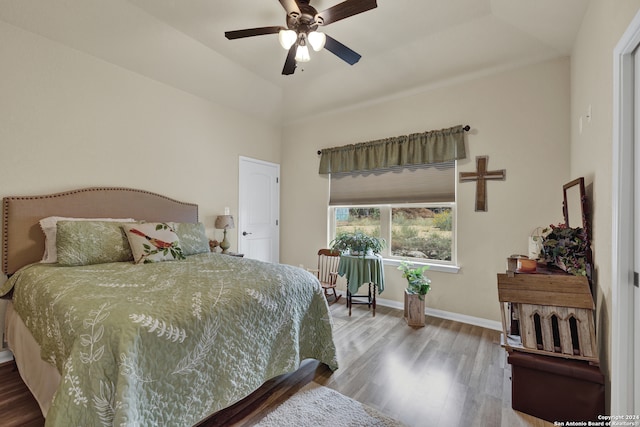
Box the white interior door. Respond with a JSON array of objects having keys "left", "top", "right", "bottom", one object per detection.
[
  {"left": 238, "top": 157, "right": 280, "bottom": 263},
  {"left": 634, "top": 47, "right": 640, "bottom": 412}
]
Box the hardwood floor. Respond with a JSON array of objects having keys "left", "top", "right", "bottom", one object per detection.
[
  {"left": 0, "top": 362, "right": 44, "bottom": 426},
  {"left": 0, "top": 301, "right": 553, "bottom": 427}
]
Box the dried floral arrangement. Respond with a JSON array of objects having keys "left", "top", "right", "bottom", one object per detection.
[{"left": 539, "top": 223, "right": 589, "bottom": 276}]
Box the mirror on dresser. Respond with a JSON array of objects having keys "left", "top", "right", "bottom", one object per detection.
[
  {"left": 563, "top": 177, "right": 588, "bottom": 232},
  {"left": 562, "top": 177, "right": 593, "bottom": 285}
]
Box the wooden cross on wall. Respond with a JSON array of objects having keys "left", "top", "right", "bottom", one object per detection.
[{"left": 459, "top": 156, "right": 506, "bottom": 212}]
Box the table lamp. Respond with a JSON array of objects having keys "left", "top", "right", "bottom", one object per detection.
[{"left": 214, "top": 214, "right": 235, "bottom": 254}]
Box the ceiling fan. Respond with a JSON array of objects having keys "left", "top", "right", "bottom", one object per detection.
[{"left": 225, "top": 0, "right": 377, "bottom": 75}]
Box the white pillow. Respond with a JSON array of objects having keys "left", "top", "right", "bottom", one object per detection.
[{"left": 39, "top": 216, "right": 136, "bottom": 263}]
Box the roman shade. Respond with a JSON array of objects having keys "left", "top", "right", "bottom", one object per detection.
[{"left": 329, "top": 161, "right": 455, "bottom": 205}]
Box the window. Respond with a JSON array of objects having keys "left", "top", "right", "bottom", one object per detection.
[
  {"left": 392, "top": 205, "right": 453, "bottom": 261},
  {"left": 329, "top": 161, "right": 457, "bottom": 266},
  {"left": 330, "top": 204, "right": 456, "bottom": 264}
]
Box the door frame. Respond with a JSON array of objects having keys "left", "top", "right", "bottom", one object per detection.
[
  {"left": 612, "top": 8, "right": 640, "bottom": 416},
  {"left": 238, "top": 156, "right": 280, "bottom": 262}
]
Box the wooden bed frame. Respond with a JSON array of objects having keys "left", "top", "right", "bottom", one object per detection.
[{"left": 2, "top": 187, "right": 199, "bottom": 276}]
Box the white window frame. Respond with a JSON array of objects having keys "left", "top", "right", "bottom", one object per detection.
[{"left": 328, "top": 203, "right": 460, "bottom": 274}]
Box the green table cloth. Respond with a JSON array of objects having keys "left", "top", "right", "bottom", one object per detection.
[{"left": 337, "top": 254, "right": 385, "bottom": 294}]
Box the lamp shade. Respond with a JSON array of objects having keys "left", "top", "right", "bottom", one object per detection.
[
  {"left": 308, "top": 31, "right": 326, "bottom": 51},
  {"left": 214, "top": 215, "right": 235, "bottom": 229},
  {"left": 278, "top": 29, "right": 297, "bottom": 49},
  {"left": 295, "top": 44, "right": 311, "bottom": 62}
]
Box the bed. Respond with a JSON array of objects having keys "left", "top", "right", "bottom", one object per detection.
[{"left": 0, "top": 187, "right": 338, "bottom": 426}]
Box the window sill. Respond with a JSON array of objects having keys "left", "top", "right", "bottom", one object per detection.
[{"left": 382, "top": 258, "right": 460, "bottom": 274}]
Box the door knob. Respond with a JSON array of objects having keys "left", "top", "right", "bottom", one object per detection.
[{"left": 242, "top": 231, "right": 252, "bottom": 236}]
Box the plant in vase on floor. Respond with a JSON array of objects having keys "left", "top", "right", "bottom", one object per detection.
[
  {"left": 539, "top": 223, "right": 589, "bottom": 276},
  {"left": 398, "top": 261, "right": 431, "bottom": 300}
]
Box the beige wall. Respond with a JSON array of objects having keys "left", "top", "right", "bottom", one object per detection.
[
  {"left": 570, "top": 0, "right": 640, "bottom": 402},
  {"left": 2, "top": 0, "right": 637, "bottom": 410},
  {"left": 0, "top": 20, "right": 282, "bottom": 251},
  {"left": 281, "top": 57, "right": 571, "bottom": 322}
]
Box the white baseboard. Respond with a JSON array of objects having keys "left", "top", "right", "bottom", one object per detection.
[
  {"left": 349, "top": 294, "right": 502, "bottom": 331},
  {"left": 423, "top": 306, "right": 502, "bottom": 331},
  {"left": 0, "top": 349, "right": 14, "bottom": 364}
]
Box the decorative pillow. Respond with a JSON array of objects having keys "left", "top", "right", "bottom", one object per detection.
[
  {"left": 122, "top": 223, "right": 185, "bottom": 264},
  {"left": 174, "top": 222, "right": 210, "bottom": 256},
  {"left": 39, "top": 216, "right": 135, "bottom": 263},
  {"left": 56, "top": 221, "right": 135, "bottom": 266}
]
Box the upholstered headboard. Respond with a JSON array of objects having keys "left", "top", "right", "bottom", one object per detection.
[{"left": 2, "top": 187, "right": 199, "bottom": 275}]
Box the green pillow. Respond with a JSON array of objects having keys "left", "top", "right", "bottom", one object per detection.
[
  {"left": 174, "top": 222, "right": 210, "bottom": 256},
  {"left": 56, "top": 221, "right": 134, "bottom": 266}
]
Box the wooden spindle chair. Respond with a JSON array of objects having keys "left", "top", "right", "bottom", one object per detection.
[{"left": 309, "top": 249, "right": 341, "bottom": 303}]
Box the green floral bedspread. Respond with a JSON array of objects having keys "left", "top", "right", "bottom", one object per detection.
[{"left": 1, "top": 253, "right": 338, "bottom": 426}]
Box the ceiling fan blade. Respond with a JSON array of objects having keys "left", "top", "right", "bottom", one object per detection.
[
  {"left": 317, "top": 0, "right": 377, "bottom": 26},
  {"left": 324, "top": 34, "right": 361, "bottom": 65},
  {"left": 225, "top": 26, "right": 283, "bottom": 40},
  {"left": 282, "top": 45, "right": 297, "bottom": 75},
  {"left": 279, "top": 0, "right": 301, "bottom": 16}
]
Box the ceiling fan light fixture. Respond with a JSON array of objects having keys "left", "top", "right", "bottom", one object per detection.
[
  {"left": 295, "top": 44, "right": 311, "bottom": 62},
  {"left": 308, "top": 31, "right": 326, "bottom": 51},
  {"left": 226, "top": 0, "right": 379, "bottom": 75},
  {"left": 278, "top": 29, "right": 297, "bottom": 49}
]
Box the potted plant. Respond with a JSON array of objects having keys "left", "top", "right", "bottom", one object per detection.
[
  {"left": 398, "top": 261, "right": 431, "bottom": 299},
  {"left": 330, "top": 231, "right": 385, "bottom": 256},
  {"left": 398, "top": 261, "right": 431, "bottom": 327}
]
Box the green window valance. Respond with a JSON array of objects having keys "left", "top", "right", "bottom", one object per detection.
[{"left": 318, "top": 124, "right": 467, "bottom": 174}]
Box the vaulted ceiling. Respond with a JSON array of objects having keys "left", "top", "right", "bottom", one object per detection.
[{"left": 0, "top": 0, "right": 589, "bottom": 123}]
